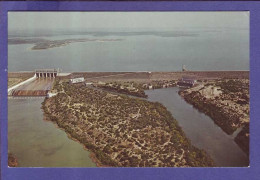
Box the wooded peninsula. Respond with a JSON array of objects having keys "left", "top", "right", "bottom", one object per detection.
[{"left": 42, "top": 80, "right": 214, "bottom": 167}]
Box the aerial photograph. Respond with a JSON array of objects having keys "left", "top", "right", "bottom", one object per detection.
[{"left": 8, "top": 12, "right": 249, "bottom": 167}]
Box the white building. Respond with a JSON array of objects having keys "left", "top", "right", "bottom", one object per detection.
[
  {"left": 85, "top": 82, "right": 93, "bottom": 85},
  {"left": 70, "top": 77, "right": 85, "bottom": 84},
  {"left": 47, "top": 92, "right": 57, "bottom": 98}
]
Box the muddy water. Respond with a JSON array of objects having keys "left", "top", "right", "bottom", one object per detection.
[
  {"left": 8, "top": 98, "right": 96, "bottom": 167},
  {"left": 146, "top": 87, "right": 249, "bottom": 167}
]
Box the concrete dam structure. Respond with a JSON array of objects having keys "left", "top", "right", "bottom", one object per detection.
[
  {"left": 10, "top": 79, "right": 54, "bottom": 96},
  {"left": 8, "top": 69, "right": 58, "bottom": 96},
  {"left": 35, "top": 69, "right": 58, "bottom": 78}
]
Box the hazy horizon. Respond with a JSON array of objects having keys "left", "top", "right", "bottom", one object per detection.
[{"left": 9, "top": 12, "right": 249, "bottom": 32}]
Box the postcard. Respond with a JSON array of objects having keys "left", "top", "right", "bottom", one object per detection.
[{"left": 0, "top": 1, "right": 259, "bottom": 180}]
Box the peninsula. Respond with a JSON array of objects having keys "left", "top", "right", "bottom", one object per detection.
[
  {"left": 42, "top": 80, "right": 214, "bottom": 167},
  {"left": 8, "top": 38, "right": 122, "bottom": 50}
]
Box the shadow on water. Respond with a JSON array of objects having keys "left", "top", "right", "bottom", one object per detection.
[{"left": 145, "top": 87, "right": 249, "bottom": 167}]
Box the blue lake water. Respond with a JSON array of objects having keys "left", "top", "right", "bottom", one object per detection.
[{"left": 8, "top": 29, "right": 249, "bottom": 72}]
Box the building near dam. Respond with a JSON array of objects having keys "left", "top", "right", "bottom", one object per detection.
[
  {"left": 70, "top": 77, "right": 85, "bottom": 84},
  {"left": 177, "top": 76, "right": 197, "bottom": 88},
  {"left": 8, "top": 69, "right": 60, "bottom": 96}
]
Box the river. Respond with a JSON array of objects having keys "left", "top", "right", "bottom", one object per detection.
[
  {"left": 8, "top": 87, "right": 249, "bottom": 167},
  {"left": 145, "top": 87, "right": 249, "bottom": 167},
  {"left": 8, "top": 98, "right": 96, "bottom": 167}
]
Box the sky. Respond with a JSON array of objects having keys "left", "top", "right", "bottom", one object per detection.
[{"left": 8, "top": 11, "right": 249, "bottom": 31}]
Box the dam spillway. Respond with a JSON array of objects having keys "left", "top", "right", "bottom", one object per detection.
[
  {"left": 8, "top": 69, "right": 59, "bottom": 96},
  {"left": 35, "top": 69, "right": 58, "bottom": 78},
  {"left": 10, "top": 79, "right": 54, "bottom": 96}
]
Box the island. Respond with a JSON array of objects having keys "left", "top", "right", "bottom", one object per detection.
[{"left": 8, "top": 38, "right": 123, "bottom": 50}]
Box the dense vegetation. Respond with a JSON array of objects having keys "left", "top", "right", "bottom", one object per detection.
[
  {"left": 96, "top": 81, "right": 147, "bottom": 98},
  {"left": 42, "top": 80, "right": 214, "bottom": 167},
  {"left": 216, "top": 79, "right": 249, "bottom": 95},
  {"left": 180, "top": 91, "right": 238, "bottom": 134},
  {"left": 235, "top": 124, "right": 249, "bottom": 156},
  {"left": 179, "top": 79, "right": 249, "bottom": 156}
]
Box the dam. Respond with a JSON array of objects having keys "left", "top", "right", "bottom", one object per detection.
[
  {"left": 8, "top": 69, "right": 58, "bottom": 96},
  {"left": 35, "top": 69, "right": 58, "bottom": 78}
]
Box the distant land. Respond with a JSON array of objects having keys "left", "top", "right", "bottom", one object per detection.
[
  {"left": 8, "top": 38, "right": 123, "bottom": 50},
  {"left": 8, "top": 30, "right": 203, "bottom": 38}
]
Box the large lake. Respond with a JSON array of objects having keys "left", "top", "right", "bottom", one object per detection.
[{"left": 8, "top": 29, "right": 249, "bottom": 72}]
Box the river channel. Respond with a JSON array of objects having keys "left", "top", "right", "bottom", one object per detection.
[
  {"left": 145, "top": 87, "right": 249, "bottom": 167},
  {"left": 8, "top": 87, "right": 249, "bottom": 167}
]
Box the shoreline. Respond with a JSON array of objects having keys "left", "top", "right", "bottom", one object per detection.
[
  {"left": 178, "top": 80, "right": 249, "bottom": 156},
  {"left": 180, "top": 92, "right": 249, "bottom": 155},
  {"left": 42, "top": 85, "right": 182, "bottom": 167},
  {"left": 43, "top": 115, "right": 103, "bottom": 167},
  {"left": 178, "top": 90, "right": 236, "bottom": 134},
  {"left": 9, "top": 38, "right": 123, "bottom": 51}
]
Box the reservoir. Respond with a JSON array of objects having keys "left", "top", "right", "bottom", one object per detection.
[
  {"left": 8, "top": 98, "right": 96, "bottom": 167},
  {"left": 8, "top": 29, "right": 249, "bottom": 72},
  {"left": 145, "top": 87, "right": 249, "bottom": 167}
]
